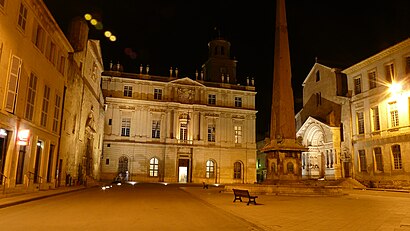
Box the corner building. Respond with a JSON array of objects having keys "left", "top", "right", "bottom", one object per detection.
[
  {"left": 343, "top": 38, "right": 410, "bottom": 188},
  {"left": 101, "top": 38, "right": 257, "bottom": 184},
  {"left": 0, "top": 0, "right": 72, "bottom": 191}
]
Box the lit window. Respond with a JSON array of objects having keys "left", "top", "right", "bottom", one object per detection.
[
  {"left": 154, "top": 88, "right": 162, "bottom": 100},
  {"left": 359, "top": 150, "right": 367, "bottom": 172},
  {"left": 17, "top": 3, "right": 28, "bottom": 31},
  {"left": 207, "top": 124, "right": 215, "bottom": 142},
  {"left": 25, "top": 73, "right": 37, "bottom": 121},
  {"left": 206, "top": 160, "right": 215, "bottom": 178},
  {"left": 368, "top": 71, "right": 377, "bottom": 89},
  {"left": 374, "top": 147, "right": 383, "bottom": 172},
  {"left": 354, "top": 77, "right": 361, "bottom": 94},
  {"left": 385, "top": 63, "right": 394, "bottom": 83},
  {"left": 233, "top": 162, "right": 241, "bottom": 179},
  {"left": 40, "top": 85, "right": 51, "bottom": 127},
  {"left": 123, "top": 86, "right": 132, "bottom": 97},
  {"left": 391, "top": 145, "right": 402, "bottom": 170},
  {"left": 357, "top": 111, "right": 364, "bottom": 134},
  {"left": 389, "top": 102, "right": 399, "bottom": 127},
  {"left": 208, "top": 94, "right": 216, "bottom": 105},
  {"left": 371, "top": 106, "right": 380, "bottom": 131},
  {"left": 235, "top": 97, "right": 242, "bottom": 107},
  {"left": 121, "top": 118, "right": 131, "bottom": 137},
  {"left": 234, "top": 125, "right": 242, "bottom": 144},
  {"left": 149, "top": 158, "right": 159, "bottom": 177},
  {"left": 180, "top": 123, "right": 187, "bottom": 141},
  {"left": 52, "top": 94, "right": 61, "bottom": 133},
  {"left": 152, "top": 120, "right": 160, "bottom": 138}
]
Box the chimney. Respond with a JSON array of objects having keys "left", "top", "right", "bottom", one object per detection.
[{"left": 170, "top": 67, "right": 173, "bottom": 77}]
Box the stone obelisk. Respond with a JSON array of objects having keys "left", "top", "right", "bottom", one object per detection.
[{"left": 262, "top": 0, "right": 306, "bottom": 181}]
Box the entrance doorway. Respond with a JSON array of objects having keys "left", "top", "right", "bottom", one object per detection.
[{"left": 178, "top": 159, "right": 189, "bottom": 183}]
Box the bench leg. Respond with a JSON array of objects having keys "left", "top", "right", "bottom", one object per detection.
[{"left": 233, "top": 196, "right": 242, "bottom": 203}]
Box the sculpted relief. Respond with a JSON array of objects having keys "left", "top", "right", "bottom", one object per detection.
[{"left": 177, "top": 87, "right": 194, "bottom": 103}]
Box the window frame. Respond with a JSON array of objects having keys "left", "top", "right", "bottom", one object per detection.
[
  {"left": 154, "top": 88, "right": 162, "bottom": 100},
  {"left": 123, "top": 85, "right": 133, "bottom": 97},
  {"left": 208, "top": 94, "right": 216, "bottom": 105},
  {"left": 391, "top": 145, "right": 402, "bottom": 170},
  {"left": 359, "top": 149, "right": 367, "bottom": 172},
  {"left": 205, "top": 160, "right": 215, "bottom": 178},
  {"left": 233, "top": 161, "right": 242, "bottom": 179},
  {"left": 25, "top": 73, "right": 37, "bottom": 121},
  {"left": 17, "top": 2, "right": 28, "bottom": 31},
  {"left": 371, "top": 106, "right": 380, "bottom": 131},
  {"left": 368, "top": 70, "right": 377, "bottom": 89},
  {"left": 356, "top": 111, "right": 364, "bottom": 134},
  {"left": 234, "top": 97, "right": 242, "bottom": 107},
  {"left": 207, "top": 123, "right": 215, "bottom": 142},
  {"left": 234, "top": 125, "right": 242, "bottom": 144},
  {"left": 149, "top": 157, "right": 159, "bottom": 177},
  {"left": 151, "top": 120, "right": 161, "bottom": 139},
  {"left": 40, "top": 85, "right": 51, "bottom": 127},
  {"left": 121, "top": 118, "right": 131, "bottom": 137},
  {"left": 373, "top": 147, "right": 383, "bottom": 172},
  {"left": 354, "top": 76, "right": 362, "bottom": 95}
]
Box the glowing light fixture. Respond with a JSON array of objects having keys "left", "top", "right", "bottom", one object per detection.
[
  {"left": 390, "top": 81, "right": 402, "bottom": 95},
  {"left": 104, "top": 31, "right": 112, "bottom": 37},
  {"left": 17, "top": 129, "right": 30, "bottom": 146},
  {"left": 90, "top": 19, "right": 98, "bottom": 26},
  {"left": 0, "top": 129, "right": 7, "bottom": 137},
  {"left": 84, "top": 13, "right": 92, "bottom": 21},
  {"left": 109, "top": 35, "right": 116, "bottom": 42}
]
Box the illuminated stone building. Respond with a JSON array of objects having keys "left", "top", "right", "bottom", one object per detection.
[
  {"left": 295, "top": 63, "right": 349, "bottom": 180},
  {"left": 101, "top": 38, "right": 257, "bottom": 184},
  {"left": 343, "top": 38, "right": 410, "bottom": 187},
  {"left": 58, "top": 18, "right": 105, "bottom": 186},
  {"left": 0, "top": 0, "right": 72, "bottom": 191}
]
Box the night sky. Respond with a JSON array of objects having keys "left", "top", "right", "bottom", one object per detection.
[{"left": 44, "top": 0, "right": 410, "bottom": 139}]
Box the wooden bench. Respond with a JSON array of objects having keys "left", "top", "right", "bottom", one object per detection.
[
  {"left": 232, "top": 189, "right": 258, "bottom": 205},
  {"left": 202, "top": 182, "right": 209, "bottom": 189}
]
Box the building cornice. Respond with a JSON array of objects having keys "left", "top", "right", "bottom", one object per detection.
[{"left": 343, "top": 38, "right": 410, "bottom": 74}]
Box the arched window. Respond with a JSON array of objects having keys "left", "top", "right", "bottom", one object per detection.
[
  {"left": 149, "top": 157, "right": 159, "bottom": 177},
  {"left": 118, "top": 156, "right": 128, "bottom": 175},
  {"left": 287, "top": 162, "right": 294, "bottom": 173},
  {"left": 206, "top": 160, "right": 215, "bottom": 178},
  {"left": 234, "top": 162, "right": 242, "bottom": 179}
]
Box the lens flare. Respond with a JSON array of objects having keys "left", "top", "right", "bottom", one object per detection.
[
  {"left": 109, "top": 35, "right": 117, "bottom": 42},
  {"left": 104, "top": 31, "right": 112, "bottom": 37},
  {"left": 84, "top": 14, "right": 92, "bottom": 21},
  {"left": 90, "top": 19, "right": 98, "bottom": 25}
]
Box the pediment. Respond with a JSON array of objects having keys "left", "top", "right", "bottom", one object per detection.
[
  {"left": 170, "top": 77, "right": 205, "bottom": 87},
  {"left": 302, "top": 63, "right": 332, "bottom": 86}
]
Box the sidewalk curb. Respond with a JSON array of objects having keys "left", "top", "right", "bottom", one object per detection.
[{"left": 0, "top": 187, "right": 89, "bottom": 209}]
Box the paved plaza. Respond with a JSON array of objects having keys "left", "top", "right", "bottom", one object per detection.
[{"left": 0, "top": 183, "right": 410, "bottom": 230}]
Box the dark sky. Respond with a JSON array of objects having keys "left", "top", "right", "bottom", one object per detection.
[{"left": 44, "top": 0, "right": 410, "bottom": 139}]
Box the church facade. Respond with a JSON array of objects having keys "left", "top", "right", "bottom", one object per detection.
[{"left": 100, "top": 38, "right": 257, "bottom": 184}]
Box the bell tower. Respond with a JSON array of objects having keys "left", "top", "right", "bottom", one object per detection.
[{"left": 201, "top": 36, "right": 237, "bottom": 83}]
